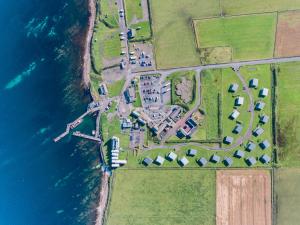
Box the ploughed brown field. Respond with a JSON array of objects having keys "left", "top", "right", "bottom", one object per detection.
[
  {"left": 275, "top": 11, "right": 300, "bottom": 57},
  {"left": 216, "top": 170, "right": 271, "bottom": 225}
]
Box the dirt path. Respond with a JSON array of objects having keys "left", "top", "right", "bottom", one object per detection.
[
  {"left": 82, "top": 0, "right": 96, "bottom": 89},
  {"left": 95, "top": 172, "right": 110, "bottom": 225}
]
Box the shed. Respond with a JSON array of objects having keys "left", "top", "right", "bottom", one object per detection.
[
  {"left": 179, "top": 157, "right": 189, "bottom": 167},
  {"left": 197, "top": 157, "right": 208, "bottom": 166},
  {"left": 223, "top": 157, "right": 233, "bottom": 167},
  {"left": 259, "top": 88, "right": 269, "bottom": 97},
  {"left": 230, "top": 109, "right": 240, "bottom": 120},
  {"left": 253, "top": 127, "right": 264, "bottom": 137},
  {"left": 235, "top": 97, "right": 244, "bottom": 106},
  {"left": 223, "top": 136, "right": 234, "bottom": 145},
  {"left": 233, "top": 124, "right": 243, "bottom": 134},
  {"left": 143, "top": 157, "right": 153, "bottom": 166},
  {"left": 155, "top": 156, "right": 165, "bottom": 165},
  {"left": 249, "top": 78, "right": 259, "bottom": 88},
  {"left": 255, "top": 101, "right": 265, "bottom": 111},
  {"left": 260, "top": 154, "right": 271, "bottom": 164},
  {"left": 246, "top": 142, "right": 256, "bottom": 152},
  {"left": 127, "top": 28, "right": 136, "bottom": 39},
  {"left": 246, "top": 157, "right": 257, "bottom": 166},
  {"left": 234, "top": 150, "right": 245, "bottom": 158},
  {"left": 167, "top": 151, "right": 177, "bottom": 161},
  {"left": 260, "top": 115, "right": 269, "bottom": 124},
  {"left": 210, "top": 154, "right": 221, "bottom": 163},
  {"left": 229, "top": 83, "right": 239, "bottom": 93},
  {"left": 260, "top": 140, "right": 271, "bottom": 150},
  {"left": 187, "top": 149, "right": 197, "bottom": 157}
]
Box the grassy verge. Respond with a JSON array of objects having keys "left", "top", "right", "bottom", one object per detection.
[
  {"left": 107, "top": 79, "right": 125, "bottom": 97},
  {"left": 106, "top": 169, "right": 216, "bottom": 225},
  {"left": 124, "top": 0, "right": 143, "bottom": 24}
]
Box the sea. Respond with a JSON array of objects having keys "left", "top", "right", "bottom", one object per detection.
[{"left": 0, "top": 0, "right": 101, "bottom": 224}]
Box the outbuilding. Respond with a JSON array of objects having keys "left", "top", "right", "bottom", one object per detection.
[
  {"left": 155, "top": 156, "right": 165, "bottom": 166},
  {"left": 179, "top": 157, "right": 189, "bottom": 167},
  {"left": 143, "top": 157, "right": 153, "bottom": 166},
  {"left": 229, "top": 83, "right": 239, "bottom": 93},
  {"left": 253, "top": 126, "right": 264, "bottom": 137},
  {"left": 260, "top": 114, "right": 269, "bottom": 124},
  {"left": 246, "top": 157, "right": 257, "bottom": 166},
  {"left": 255, "top": 101, "right": 266, "bottom": 111},
  {"left": 233, "top": 124, "right": 243, "bottom": 134},
  {"left": 229, "top": 109, "right": 240, "bottom": 120},
  {"left": 223, "top": 136, "right": 234, "bottom": 145},
  {"left": 210, "top": 154, "right": 221, "bottom": 163},
  {"left": 259, "top": 88, "right": 269, "bottom": 97},
  {"left": 187, "top": 149, "right": 197, "bottom": 157},
  {"left": 260, "top": 140, "right": 271, "bottom": 150},
  {"left": 234, "top": 150, "right": 245, "bottom": 158},
  {"left": 246, "top": 142, "right": 256, "bottom": 152},
  {"left": 223, "top": 157, "right": 233, "bottom": 167},
  {"left": 249, "top": 78, "right": 259, "bottom": 88},
  {"left": 260, "top": 154, "right": 271, "bottom": 164},
  {"left": 167, "top": 151, "right": 177, "bottom": 161},
  {"left": 235, "top": 96, "right": 244, "bottom": 106},
  {"left": 197, "top": 157, "right": 208, "bottom": 166}
]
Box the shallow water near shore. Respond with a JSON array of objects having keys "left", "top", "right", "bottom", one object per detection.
[{"left": 0, "top": 0, "right": 100, "bottom": 224}]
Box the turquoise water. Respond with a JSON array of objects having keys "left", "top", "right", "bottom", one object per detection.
[{"left": 0, "top": 0, "right": 100, "bottom": 224}]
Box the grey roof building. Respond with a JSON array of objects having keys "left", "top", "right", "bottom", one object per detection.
[
  {"left": 246, "top": 142, "right": 256, "bottom": 152},
  {"left": 187, "top": 149, "right": 197, "bottom": 157},
  {"left": 259, "top": 88, "right": 269, "bottom": 97},
  {"left": 143, "top": 157, "right": 153, "bottom": 166},
  {"left": 223, "top": 157, "right": 233, "bottom": 167},
  {"left": 260, "top": 115, "right": 269, "bottom": 124},
  {"left": 260, "top": 154, "right": 271, "bottom": 164},
  {"left": 233, "top": 124, "right": 243, "bottom": 134},
  {"left": 249, "top": 78, "right": 259, "bottom": 88},
  {"left": 210, "top": 154, "right": 221, "bottom": 163},
  {"left": 179, "top": 157, "right": 189, "bottom": 167},
  {"left": 255, "top": 101, "right": 266, "bottom": 111},
  {"left": 234, "top": 150, "right": 245, "bottom": 158},
  {"left": 246, "top": 157, "right": 257, "bottom": 166},
  {"left": 235, "top": 96, "right": 244, "bottom": 106},
  {"left": 224, "top": 136, "right": 234, "bottom": 145},
  {"left": 155, "top": 156, "right": 165, "bottom": 165},
  {"left": 253, "top": 126, "right": 264, "bottom": 137},
  {"left": 197, "top": 157, "right": 208, "bottom": 166},
  {"left": 229, "top": 83, "right": 239, "bottom": 93},
  {"left": 260, "top": 140, "right": 271, "bottom": 150},
  {"left": 167, "top": 151, "right": 177, "bottom": 161},
  {"left": 229, "top": 109, "right": 240, "bottom": 120}
]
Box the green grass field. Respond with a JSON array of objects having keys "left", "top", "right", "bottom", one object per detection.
[
  {"left": 276, "top": 62, "right": 300, "bottom": 166},
  {"left": 194, "top": 13, "right": 277, "bottom": 63},
  {"left": 99, "top": 0, "right": 119, "bottom": 28},
  {"left": 124, "top": 0, "right": 143, "bottom": 24},
  {"left": 107, "top": 79, "right": 125, "bottom": 97},
  {"left": 275, "top": 168, "right": 300, "bottom": 225},
  {"left": 106, "top": 169, "right": 216, "bottom": 225},
  {"left": 129, "top": 21, "right": 151, "bottom": 41},
  {"left": 150, "top": 0, "right": 220, "bottom": 69}
]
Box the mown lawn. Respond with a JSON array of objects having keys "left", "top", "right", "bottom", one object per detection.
[
  {"left": 106, "top": 169, "right": 216, "bottom": 225},
  {"left": 107, "top": 79, "right": 125, "bottom": 97},
  {"left": 194, "top": 13, "right": 277, "bottom": 63},
  {"left": 150, "top": 0, "right": 220, "bottom": 69},
  {"left": 276, "top": 62, "right": 300, "bottom": 166},
  {"left": 124, "top": 0, "right": 143, "bottom": 24},
  {"left": 99, "top": 0, "right": 119, "bottom": 28}
]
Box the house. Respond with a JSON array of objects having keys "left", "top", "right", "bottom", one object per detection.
[
  {"left": 187, "top": 149, "right": 197, "bottom": 157},
  {"left": 260, "top": 140, "right": 271, "bottom": 150},
  {"left": 233, "top": 124, "right": 243, "bottom": 134},
  {"left": 178, "top": 117, "right": 198, "bottom": 137},
  {"left": 143, "top": 157, "right": 153, "bottom": 166},
  {"left": 167, "top": 152, "right": 177, "bottom": 161},
  {"left": 246, "top": 157, "right": 257, "bottom": 166},
  {"left": 98, "top": 83, "right": 108, "bottom": 95},
  {"left": 110, "top": 136, "right": 120, "bottom": 150},
  {"left": 259, "top": 88, "right": 269, "bottom": 97},
  {"left": 122, "top": 119, "right": 132, "bottom": 129},
  {"left": 155, "top": 156, "right": 165, "bottom": 165},
  {"left": 197, "top": 157, "right": 208, "bottom": 167},
  {"left": 124, "top": 87, "right": 136, "bottom": 103},
  {"left": 255, "top": 101, "right": 265, "bottom": 111},
  {"left": 223, "top": 136, "right": 234, "bottom": 145},
  {"left": 253, "top": 126, "right": 264, "bottom": 137},
  {"left": 127, "top": 28, "right": 136, "bottom": 39},
  {"left": 223, "top": 157, "right": 233, "bottom": 167},
  {"left": 234, "top": 150, "right": 245, "bottom": 158},
  {"left": 260, "top": 114, "right": 269, "bottom": 124},
  {"left": 249, "top": 78, "right": 259, "bottom": 88},
  {"left": 235, "top": 97, "right": 244, "bottom": 106},
  {"left": 246, "top": 142, "right": 256, "bottom": 152},
  {"left": 229, "top": 83, "right": 239, "bottom": 93},
  {"left": 179, "top": 157, "right": 189, "bottom": 167},
  {"left": 229, "top": 109, "right": 240, "bottom": 120},
  {"left": 210, "top": 154, "right": 221, "bottom": 163},
  {"left": 131, "top": 110, "right": 140, "bottom": 118},
  {"left": 260, "top": 154, "right": 271, "bottom": 164}
]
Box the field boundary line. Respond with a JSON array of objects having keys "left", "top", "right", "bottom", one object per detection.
[
  {"left": 119, "top": 166, "right": 273, "bottom": 171},
  {"left": 273, "top": 12, "right": 279, "bottom": 58}
]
